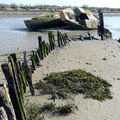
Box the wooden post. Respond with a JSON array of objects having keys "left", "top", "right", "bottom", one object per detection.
[
  {"left": 57, "top": 31, "right": 61, "bottom": 47},
  {"left": 64, "top": 33, "right": 70, "bottom": 41},
  {"left": 30, "top": 54, "right": 36, "bottom": 72},
  {"left": 32, "top": 51, "right": 37, "bottom": 66},
  {"left": 10, "top": 54, "right": 25, "bottom": 99},
  {"left": 9, "top": 54, "right": 27, "bottom": 114},
  {"left": 62, "top": 34, "right": 67, "bottom": 45},
  {"left": 0, "top": 83, "right": 16, "bottom": 120},
  {"left": 18, "top": 61, "right": 27, "bottom": 93},
  {"left": 36, "top": 52, "right": 42, "bottom": 66},
  {"left": 32, "top": 51, "right": 41, "bottom": 66},
  {"left": 48, "top": 31, "right": 55, "bottom": 50},
  {"left": 8, "top": 56, "right": 26, "bottom": 119},
  {"left": 45, "top": 43, "right": 49, "bottom": 55},
  {"left": 38, "top": 36, "right": 42, "bottom": 48},
  {"left": 48, "top": 31, "right": 51, "bottom": 49},
  {"left": 46, "top": 43, "right": 51, "bottom": 54},
  {"left": 48, "top": 31, "right": 52, "bottom": 50},
  {"left": 8, "top": 56, "right": 21, "bottom": 100},
  {"left": 22, "top": 52, "right": 35, "bottom": 96},
  {"left": 16, "top": 62, "right": 25, "bottom": 102},
  {"left": 52, "top": 34, "right": 55, "bottom": 50},
  {"left": 59, "top": 32, "right": 64, "bottom": 46},
  {"left": 38, "top": 36, "right": 44, "bottom": 60},
  {"left": 42, "top": 41, "right": 47, "bottom": 58},
  {"left": 98, "top": 10, "right": 104, "bottom": 40},
  {"left": 1, "top": 63, "right": 26, "bottom": 120},
  {"left": 41, "top": 42, "right": 45, "bottom": 59}
]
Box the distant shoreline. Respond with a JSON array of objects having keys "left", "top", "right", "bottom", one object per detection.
[
  {"left": 103, "top": 12, "right": 120, "bottom": 16},
  {"left": 0, "top": 11, "right": 43, "bottom": 18},
  {"left": 0, "top": 11, "right": 120, "bottom": 18}
]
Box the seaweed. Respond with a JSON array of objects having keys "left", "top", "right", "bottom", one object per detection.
[{"left": 34, "top": 69, "right": 112, "bottom": 101}]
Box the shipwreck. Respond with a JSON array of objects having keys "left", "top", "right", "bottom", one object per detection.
[{"left": 24, "top": 7, "right": 99, "bottom": 31}]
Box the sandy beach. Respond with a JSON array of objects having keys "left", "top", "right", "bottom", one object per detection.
[
  {"left": 17, "top": 38, "right": 120, "bottom": 120},
  {"left": 0, "top": 27, "right": 120, "bottom": 119}
]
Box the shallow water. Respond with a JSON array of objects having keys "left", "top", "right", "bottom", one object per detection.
[
  {"left": 0, "top": 17, "right": 48, "bottom": 55},
  {"left": 104, "top": 16, "right": 120, "bottom": 39},
  {"left": 0, "top": 16, "right": 120, "bottom": 54}
]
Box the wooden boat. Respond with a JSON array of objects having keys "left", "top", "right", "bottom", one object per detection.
[{"left": 24, "top": 7, "right": 99, "bottom": 31}]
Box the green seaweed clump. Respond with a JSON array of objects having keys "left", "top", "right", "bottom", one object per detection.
[
  {"left": 34, "top": 69, "right": 112, "bottom": 101},
  {"left": 26, "top": 103, "right": 76, "bottom": 119},
  {"left": 26, "top": 104, "right": 44, "bottom": 120},
  {"left": 55, "top": 103, "right": 77, "bottom": 116}
]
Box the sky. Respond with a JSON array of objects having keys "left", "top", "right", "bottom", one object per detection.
[{"left": 0, "top": 0, "right": 120, "bottom": 8}]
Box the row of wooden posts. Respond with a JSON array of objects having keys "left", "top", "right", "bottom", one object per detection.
[
  {"left": 1, "top": 54, "right": 27, "bottom": 120},
  {"left": 1, "top": 31, "right": 70, "bottom": 120},
  {"left": 30, "top": 31, "right": 70, "bottom": 73}
]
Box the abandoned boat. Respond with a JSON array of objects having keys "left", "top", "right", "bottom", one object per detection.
[{"left": 24, "top": 7, "right": 99, "bottom": 31}]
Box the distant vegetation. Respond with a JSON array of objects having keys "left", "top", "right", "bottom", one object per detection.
[
  {"left": 0, "top": 3, "right": 120, "bottom": 13},
  {"left": 0, "top": 4, "right": 68, "bottom": 12}
]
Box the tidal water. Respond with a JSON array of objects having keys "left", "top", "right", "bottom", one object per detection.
[
  {"left": 0, "top": 17, "right": 48, "bottom": 55},
  {"left": 104, "top": 16, "right": 120, "bottom": 39},
  {"left": 0, "top": 16, "right": 120, "bottom": 54}
]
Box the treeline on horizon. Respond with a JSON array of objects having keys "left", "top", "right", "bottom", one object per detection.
[{"left": 0, "top": 3, "right": 120, "bottom": 13}]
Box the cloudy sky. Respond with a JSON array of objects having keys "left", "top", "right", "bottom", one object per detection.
[{"left": 0, "top": 0, "right": 120, "bottom": 8}]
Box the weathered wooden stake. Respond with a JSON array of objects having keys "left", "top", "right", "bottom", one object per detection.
[
  {"left": 8, "top": 56, "right": 26, "bottom": 119},
  {"left": 59, "top": 32, "right": 64, "bottom": 46},
  {"left": 38, "top": 36, "right": 42, "bottom": 48},
  {"left": 36, "top": 52, "right": 42, "bottom": 66},
  {"left": 48, "top": 31, "right": 52, "bottom": 50},
  {"left": 52, "top": 34, "right": 55, "bottom": 49},
  {"left": 41, "top": 42, "right": 45, "bottom": 59},
  {"left": 64, "top": 33, "right": 70, "bottom": 41},
  {"left": 62, "top": 34, "right": 67, "bottom": 45},
  {"left": 98, "top": 10, "right": 104, "bottom": 40},
  {"left": 1, "top": 63, "right": 26, "bottom": 120},
  {"left": 18, "top": 61, "right": 27, "bottom": 93},
  {"left": 0, "top": 83, "right": 16, "bottom": 120},
  {"left": 22, "top": 52, "right": 35, "bottom": 95},
  {"left": 47, "top": 43, "right": 51, "bottom": 53},
  {"left": 30, "top": 54, "right": 36, "bottom": 72},
  {"left": 57, "top": 31, "right": 61, "bottom": 47},
  {"left": 42, "top": 41, "right": 47, "bottom": 57},
  {"left": 38, "top": 36, "right": 44, "bottom": 59}
]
